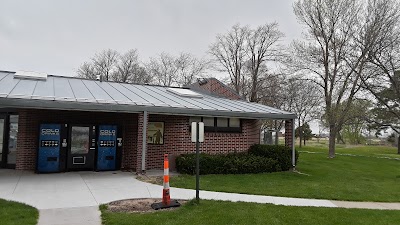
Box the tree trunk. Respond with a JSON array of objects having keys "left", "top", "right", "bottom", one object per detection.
[
  {"left": 274, "top": 121, "right": 279, "bottom": 145},
  {"left": 329, "top": 125, "right": 336, "bottom": 158},
  {"left": 298, "top": 119, "right": 302, "bottom": 148},
  {"left": 398, "top": 136, "right": 400, "bottom": 154},
  {"left": 304, "top": 138, "right": 306, "bottom": 146}
]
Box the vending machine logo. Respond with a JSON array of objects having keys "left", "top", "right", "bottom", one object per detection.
[
  {"left": 41, "top": 128, "right": 60, "bottom": 136},
  {"left": 100, "top": 129, "right": 116, "bottom": 136}
]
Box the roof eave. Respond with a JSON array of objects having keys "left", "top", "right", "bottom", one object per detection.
[{"left": 0, "top": 98, "right": 296, "bottom": 120}]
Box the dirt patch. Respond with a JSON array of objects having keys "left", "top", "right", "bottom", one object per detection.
[
  {"left": 106, "top": 198, "right": 187, "bottom": 213},
  {"left": 136, "top": 175, "right": 164, "bottom": 185}
]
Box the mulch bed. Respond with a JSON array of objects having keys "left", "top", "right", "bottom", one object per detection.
[{"left": 106, "top": 198, "right": 187, "bottom": 213}]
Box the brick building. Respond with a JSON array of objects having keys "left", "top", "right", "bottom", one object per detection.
[{"left": 0, "top": 71, "right": 296, "bottom": 173}]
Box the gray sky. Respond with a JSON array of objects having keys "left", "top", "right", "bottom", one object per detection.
[{"left": 0, "top": 0, "right": 302, "bottom": 76}]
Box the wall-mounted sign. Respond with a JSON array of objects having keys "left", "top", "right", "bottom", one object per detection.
[{"left": 147, "top": 122, "right": 164, "bottom": 144}]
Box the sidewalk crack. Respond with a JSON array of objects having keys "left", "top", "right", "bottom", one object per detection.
[
  {"left": 12, "top": 172, "right": 22, "bottom": 194},
  {"left": 81, "top": 174, "right": 99, "bottom": 205}
]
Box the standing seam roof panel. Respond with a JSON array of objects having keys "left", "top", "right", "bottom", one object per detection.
[
  {"left": 96, "top": 82, "right": 134, "bottom": 104},
  {"left": 241, "top": 100, "right": 289, "bottom": 114},
  {"left": 53, "top": 77, "right": 76, "bottom": 101},
  {"left": 108, "top": 82, "right": 151, "bottom": 105},
  {"left": 82, "top": 80, "right": 116, "bottom": 103},
  {"left": 0, "top": 74, "right": 20, "bottom": 97},
  {"left": 121, "top": 83, "right": 169, "bottom": 106},
  {"left": 0, "top": 72, "right": 9, "bottom": 82},
  {"left": 152, "top": 86, "right": 207, "bottom": 109},
  {"left": 209, "top": 96, "right": 262, "bottom": 113},
  {"left": 8, "top": 79, "right": 37, "bottom": 99},
  {"left": 148, "top": 86, "right": 200, "bottom": 109},
  {"left": 189, "top": 97, "right": 231, "bottom": 111},
  {"left": 226, "top": 98, "right": 284, "bottom": 114},
  {"left": 68, "top": 79, "right": 96, "bottom": 102},
  {"left": 134, "top": 85, "right": 186, "bottom": 108},
  {"left": 201, "top": 96, "right": 246, "bottom": 112},
  {"left": 32, "top": 76, "right": 55, "bottom": 100}
]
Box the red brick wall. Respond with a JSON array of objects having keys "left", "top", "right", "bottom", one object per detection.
[
  {"left": 285, "top": 119, "right": 294, "bottom": 148},
  {"left": 15, "top": 109, "right": 260, "bottom": 172},
  {"left": 145, "top": 114, "right": 261, "bottom": 170},
  {"left": 191, "top": 78, "right": 243, "bottom": 100},
  {"left": 136, "top": 112, "right": 148, "bottom": 172},
  {"left": 15, "top": 109, "right": 137, "bottom": 170}
]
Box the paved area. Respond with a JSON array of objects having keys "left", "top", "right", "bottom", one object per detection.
[
  {"left": 1, "top": 169, "right": 400, "bottom": 225},
  {"left": 38, "top": 207, "right": 101, "bottom": 225}
]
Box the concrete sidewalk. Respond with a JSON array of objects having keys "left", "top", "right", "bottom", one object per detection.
[{"left": 1, "top": 170, "right": 399, "bottom": 225}]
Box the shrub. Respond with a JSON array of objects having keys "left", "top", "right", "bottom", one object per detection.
[
  {"left": 175, "top": 152, "right": 278, "bottom": 175},
  {"left": 248, "top": 144, "right": 299, "bottom": 171}
]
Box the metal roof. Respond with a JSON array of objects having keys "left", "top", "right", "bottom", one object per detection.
[{"left": 0, "top": 71, "right": 296, "bottom": 119}]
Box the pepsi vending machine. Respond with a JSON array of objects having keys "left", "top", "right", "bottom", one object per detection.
[
  {"left": 97, "top": 125, "right": 117, "bottom": 171},
  {"left": 37, "top": 124, "right": 61, "bottom": 173}
]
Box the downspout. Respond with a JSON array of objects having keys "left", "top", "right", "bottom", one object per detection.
[
  {"left": 141, "top": 111, "right": 148, "bottom": 173},
  {"left": 292, "top": 118, "right": 296, "bottom": 170}
]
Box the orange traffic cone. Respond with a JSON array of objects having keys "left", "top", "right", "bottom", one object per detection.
[
  {"left": 163, "top": 154, "right": 171, "bottom": 205},
  {"left": 151, "top": 154, "right": 181, "bottom": 210}
]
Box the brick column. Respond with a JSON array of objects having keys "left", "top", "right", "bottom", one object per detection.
[
  {"left": 121, "top": 115, "right": 138, "bottom": 171},
  {"left": 136, "top": 111, "right": 149, "bottom": 173},
  {"left": 16, "top": 110, "right": 39, "bottom": 170},
  {"left": 284, "top": 119, "right": 293, "bottom": 147}
]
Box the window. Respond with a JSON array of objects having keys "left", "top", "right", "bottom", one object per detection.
[
  {"left": 189, "top": 117, "right": 201, "bottom": 124},
  {"left": 229, "top": 118, "right": 240, "bottom": 127},
  {"left": 217, "top": 118, "right": 228, "bottom": 127},
  {"left": 71, "top": 126, "right": 90, "bottom": 154},
  {"left": 189, "top": 117, "right": 241, "bottom": 133},
  {"left": 203, "top": 117, "right": 215, "bottom": 127}
]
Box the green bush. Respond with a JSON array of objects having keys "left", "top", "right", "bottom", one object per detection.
[
  {"left": 248, "top": 144, "right": 299, "bottom": 171},
  {"left": 176, "top": 152, "right": 278, "bottom": 175}
]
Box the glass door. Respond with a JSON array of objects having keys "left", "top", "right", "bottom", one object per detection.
[
  {"left": 7, "top": 115, "right": 18, "bottom": 166},
  {"left": 67, "top": 126, "right": 96, "bottom": 170},
  {"left": 0, "top": 114, "right": 18, "bottom": 169}
]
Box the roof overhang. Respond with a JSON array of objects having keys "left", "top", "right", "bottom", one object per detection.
[{"left": 0, "top": 98, "right": 296, "bottom": 120}]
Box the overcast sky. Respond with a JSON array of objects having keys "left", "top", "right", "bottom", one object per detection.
[{"left": 0, "top": 0, "right": 302, "bottom": 76}]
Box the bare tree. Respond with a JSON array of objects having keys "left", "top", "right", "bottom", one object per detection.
[
  {"left": 246, "top": 23, "right": 285, "bottom": 102},
  {"left": 290, "top": 0, "right": 398, "bottom": 157},
  {"left": 210, "top": 23, "right": 284, "bottom": 102},
  {"left": 175, "top": 53, "right": 208, "bottom": 87},
  {"left": 77, "top": 49, "right": 151, "bottom": 84},
  {"left": 146, "top": 52, "right": 208, "bottom": 87},
  {"left": 146, "top": 53, "right": 178, "bottom": 86},
  {"left": 77, "top": 62, "right": 96, "bottom": 80},
  {"left": 209, "top": 24, "right": 249, "bottom": 96},
  {"left": 114, "top": 49, "right": 152, "bottom": 83},
  {"left": 360, "top": 0, "right": 400, "bottom": 153},
  {"left": 258, "top": 74, "right": 296, "bottom": 145},
  {"left": 288, "top": 78, "right": 322, "bottom": 147},
  {"left": 77, "top": 49, "right": 119, "bottom": 81},
  {"left": 92, "top": 49, "right": 119, "bottom": 81}
]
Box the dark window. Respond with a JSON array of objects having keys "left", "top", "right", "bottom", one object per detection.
[{"left": 190, "top": 117, "right": 242, "bottom": 133}]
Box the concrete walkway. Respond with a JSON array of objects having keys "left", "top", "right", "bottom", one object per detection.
[{"left": 1, "top": 170, "right": 400, "bottom": 225}]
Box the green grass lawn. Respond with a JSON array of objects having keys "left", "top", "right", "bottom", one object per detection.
[
  {"left": 0, "top": 199, "right": 38, "bottom": 225},
  {"left": 101, "top": 200, "right": 400, "bottom": 225},
  {"left": 170, "top": 145, "right": 400, "bottom": 202},
  {"left": 302, "top": 145, "right": 400, "bottom": 159}
]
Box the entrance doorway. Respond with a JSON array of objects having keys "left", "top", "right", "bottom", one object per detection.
[
  {"left": 0, "top": 114, "right": 18, "bottom": 169},
  {"left": 67, "top": 126, "right": 96, "bottom": 171}
]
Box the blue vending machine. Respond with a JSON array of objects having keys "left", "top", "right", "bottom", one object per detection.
[
  {"left": 97, "top": 125, "right": 117, "bottom": 171},
  {"left": 38, "top": 124, "right": 61, "bottom": 173}
]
